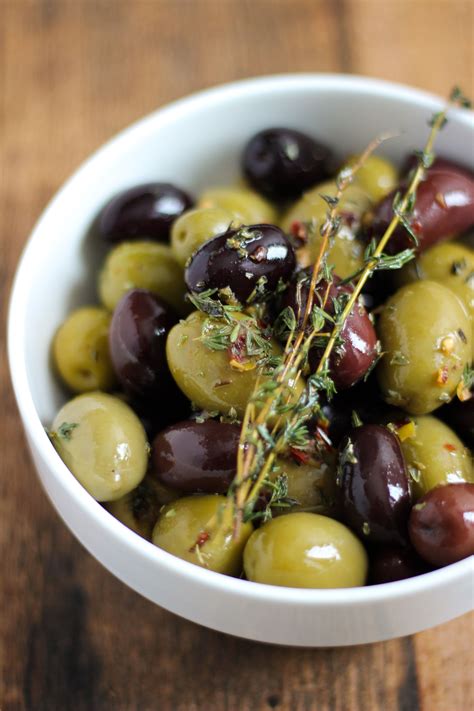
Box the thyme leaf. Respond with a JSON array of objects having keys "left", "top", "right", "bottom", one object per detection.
[
  {"left": 449, "top": 85, "right": 472, "bottom": 108},
  {"left": 428, "top": 111, "right": 448, "bottom": 129},
  {"left": 461, "top": 363, "right": 474, "bottom": 390},
  {"left": 392, "top": 191, "right": 419, "bottom": 246},
  {"left": 57, "top": 422, "right": 79, "bottom": 440}
]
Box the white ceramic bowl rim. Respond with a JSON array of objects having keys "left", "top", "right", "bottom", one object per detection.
[{"left": 8, "top": 73, "right": 474, "bottom": 608}]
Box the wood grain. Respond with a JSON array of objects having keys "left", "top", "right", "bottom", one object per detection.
[{"left": 0, "top": 1, "right": 473, "bottom": 709}]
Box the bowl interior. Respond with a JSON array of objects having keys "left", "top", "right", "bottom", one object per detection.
[{"left": 18, "top": 75, "right": 474, "bottom": 424}]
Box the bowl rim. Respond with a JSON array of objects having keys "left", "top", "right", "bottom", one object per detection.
[{"left": 8, "top": 72, "right": 474, "bottom": 607}]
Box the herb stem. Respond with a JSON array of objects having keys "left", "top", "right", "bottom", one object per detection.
[
  {"left": 192, "top": 91, "right": 469, "bottom": 551},
  {"left": 316, "top": 108, "right": 451, "bottom": 377},
  {"left": 219, "top": 135, "right": 393, "bottom": 540}
]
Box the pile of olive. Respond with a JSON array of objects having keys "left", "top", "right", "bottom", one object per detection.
[{"left": 49, "top": 124, "right": 474, "bottom": 589}]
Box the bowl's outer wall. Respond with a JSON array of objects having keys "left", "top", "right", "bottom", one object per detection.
[
  {"left": 28, "top": 431, "right": 474, "bottom": 646},
  {"left": 9, "top": 75, "right": 474, "bottom": 646}
]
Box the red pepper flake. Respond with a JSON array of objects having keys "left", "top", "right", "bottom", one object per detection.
[
  {"left": 435, "top": 365, "right": 449, "bottom": 385},
  {"left": 228, "top": 331, "right": 247, "bottom": 363},
  {"left": 443, "top": 443, "right": 456, "bottom": 452},
  {"left": 339, "top": 210, "right": 357, "bottom": 227},
  {"left": 289, "top": 447, "right": 310, "bottom": 465},
  {"left": 191, "top": 530, "right": 210, "bottom": 552},
  {"left": 411, "top": 219, "right": 423, "bottom": 235},
  {"left": 290, "top": 220, "right": 308, "bottom": 244},
  {"left": 257, "top": 319, "right": 271, "bottom": 337}
]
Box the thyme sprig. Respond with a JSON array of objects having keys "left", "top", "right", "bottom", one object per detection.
[
  {"left": 313, "top": 100, "right": 463, "bottom": 381},
  {"left": 190, "top": 135, "right": 392, "bottom": 546},
  {"left": 189, "top": 287, "right": 274, "bottom": 366},
  {"left": 339, "top": 240, "right": 416, "bottom": 285},
  {"left": 224, "top": 135, "right": 396, "bottom": 532},
  {"left": 192, "top": 88, "right": 471, "bottom": 551}
]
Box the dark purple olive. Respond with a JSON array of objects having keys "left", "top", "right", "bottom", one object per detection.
[
  {"left": 281, "top": 271, "right": 378, "bottom": 389},
  {"left": 99, "top": 183, "right": 194, "bottom": 244},
  {"left": 109, "top": 288, "right": 177, "bottom": 399},
  {"left": 409, "top": 483, "right": 474, "bottom": 566},
  {"left": 151, "top": 419, "right": 240, "bottom": 493},
  {"left": 370, "top": 164, "right": 474, "bottom": 254},
  {"left": 185, "top": 224, "right": 296, "bottom": 303},
  {"left": 338, "top": 424, "right": 411, "bottom": 544},
  {"left": 130, "top": 390, "right": 192, "bottom": 441},
  {"left": 242, "top": 127, "right": 332, "bottom": 201},
  {"left": 369, "top": 546, "right": 428, "bottom": 584},
  {"left": 361, "top": 270, "right": 397, "bottom": 310},
  {"left": 439, "top": 395, "right": 474, "bottom": 448}
]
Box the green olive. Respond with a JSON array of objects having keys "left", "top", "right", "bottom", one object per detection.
[
  {"left": 98, "top": 241, "right": 188, "bottom": 314},
  {"left": 344, "top": 154, "right": 398, "bottom": 202},
  {"left": 104, "top": 475, "right": 178, "bottom": 540},
  {"left": 152, "top": 495, "right": 253, "bottom": 575},
  {"left": 281, "top": 180, "right": 371, "bottom": 278},
  {"left": 171, "top": 207, "right": 239, "bottom": 267},
  {"left": 198, "top": 187, "right": 277, "bottom": 225},
  {"left": 243, "top": 513, "right": 368, "bottom": 588},
  {"left": 273, "top": 455, "right": 339, "bottom": 516},
  {"left": 166, "top": 310, "right": 303, "bottom": 418},
  {"left": 400, "top": 416, "right": 473, "bottom": 500},
  {"left": 310, "top": 229, "right": 365, "bottom": 279},
  {"left": 395, "top": 242, "right": 474, "bottom": 335},
  {"left": 51, "top": 392, "right": 149, "bottom": 501},
  {"left": 281, "top": 180, "right": 372, "bottom": 234},
  {"left": 53, "top": 307, "right": 116, "bottom": 393},
  {"left": 377, "top": 281, "right": 472, "bottom": 415}
]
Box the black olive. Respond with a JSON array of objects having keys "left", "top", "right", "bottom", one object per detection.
[
  {"left": 409, "top": 483, "right": 474, "bottom": 566},
  {"left": 151, "top": 419, "right": 240, "bottom": 494},
  {"left": 369, "top": 545, "right": 428, "bottom": 585},
  {"left": 370, "top": 164, "right": 474, "bottom": 254},
  {"left": 338, "top": 424, "right": 411, "bottom": 545},
  {"left": 109, "top": 289, "right": 177, "bottom": 400},
  {"left": 185, "top": 224, "right": 296, "bottom": 303},
  {"left": 99, "top": 183, "right": 194, "bottom": 244},
  {"left": 439, "top": 395, "right": 474, "bottom": 448},
  {"left": 242, "top": 128, "right": 332, "bottom": 201}
]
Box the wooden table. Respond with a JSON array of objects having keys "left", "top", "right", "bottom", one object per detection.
[{"left": 1, "top": 1, "right": 473, "bottom": 709}]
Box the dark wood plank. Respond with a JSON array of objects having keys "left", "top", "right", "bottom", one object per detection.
[{"left": 0, "top": 2, "right": 472, "bottom": 710}]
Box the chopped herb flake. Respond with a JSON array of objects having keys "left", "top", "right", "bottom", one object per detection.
[{"left": 57, "top": 422, "right": 79, "bottom": 440}]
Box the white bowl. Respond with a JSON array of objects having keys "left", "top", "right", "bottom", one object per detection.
[{"left": 8, "top": 74, "right": 474, "bottom": 647}]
